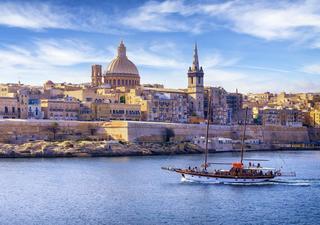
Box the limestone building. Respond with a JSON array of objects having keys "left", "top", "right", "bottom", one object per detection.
[
  {"left": 41, "top": 97, "right": 80, "bottom": 120},
  {"left": 0, "top": 97, "right": 19, "bottom": 119}
]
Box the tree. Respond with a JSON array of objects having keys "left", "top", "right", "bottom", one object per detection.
[
  {"left": 47, "top": 122, "right": 59, "bottom": 141},
  {"left": 88, "top": 125, "right": 98, "bottom": 136},
  {"left": 163, "top": 128, "right": 175, "bottom": 142},
  {"left": 120, "top": 96, "right": 126, "bottom": 104},
  {"left": 191, "top": 112, "right": 198, "bottom": 117}
]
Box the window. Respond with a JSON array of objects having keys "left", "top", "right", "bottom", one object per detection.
[{"left": 4, "top": 106, "right": 8, "bottom": 113}]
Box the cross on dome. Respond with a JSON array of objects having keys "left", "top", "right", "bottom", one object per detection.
[{"left": 118, "top": 40, "right": 127, "bottom": 58}]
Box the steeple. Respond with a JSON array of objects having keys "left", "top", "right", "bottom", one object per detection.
[
  {"left": 117, "top": 40, "right": 127, "bottom": 58},
  {"left": 191, "top": 42, "right": 200, "bottom": 72},
  {"left": 187, "top": 42, "right": 204, "bottom": 119}
]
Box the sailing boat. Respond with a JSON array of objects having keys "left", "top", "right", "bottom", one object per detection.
[{"left": 162, "top": 92, "right": 285, "bottom": 184}]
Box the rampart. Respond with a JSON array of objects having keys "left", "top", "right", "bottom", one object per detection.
[
  {"left": 0, "top": 119, "right": 318, "bottom": 144},
  {"left": 0, "top": 119, "right": 106, "bottom": 143},
  {"left": 107, "top": 121, "right": 311, "bottom": 143}
]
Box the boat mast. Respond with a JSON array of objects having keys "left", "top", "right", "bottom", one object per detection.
[
  {"left": 204, "top": 90, "right": 212, "bottom": 170},
  {"left": 240, "top": 107, "right": 248, "bottom": 164}
]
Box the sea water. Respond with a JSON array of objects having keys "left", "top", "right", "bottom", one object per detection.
[{"left": 0, "top": 151, "right": 319, "bottom": 225}]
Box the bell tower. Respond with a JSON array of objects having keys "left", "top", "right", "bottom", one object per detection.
[
  {"left": 91, "top": 64, "right": 102, "bottom": 86},
  {"left": 187, "top": 43, "right": 204, "bottom": 118}
]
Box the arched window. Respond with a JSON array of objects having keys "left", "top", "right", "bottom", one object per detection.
[
  {"left": 118, "top": 80, "right": 120, "bottom": 85},
  {"left": 4, "top": 106, "right": 8, "bottom": 113},
  {"left": 129, "top": 80, "right": 131, "bottom": 85},
  {"left": 113, "top": 80, "right": 116, "bottom": 85},
  {"left": 122, "top": 80, "right": 124, "bottom": 85},
  {"left": 125, "top": 80, "right": 128, "bottom": 85},
  {"left": 191, "top": 77, "right": 193, "bottom": 84}
]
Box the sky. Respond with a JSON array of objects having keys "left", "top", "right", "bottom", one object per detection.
[{"left": 1, "top": 0, "right": 320, "bottom": 93}]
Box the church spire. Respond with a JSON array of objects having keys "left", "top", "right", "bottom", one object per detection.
[{"left": 191, "top": 42, "right": 200, "bottom": 72}]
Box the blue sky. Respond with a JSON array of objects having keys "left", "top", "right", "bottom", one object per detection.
[{"left": 1, "top": 0, "right": 320, "bottom": 93}]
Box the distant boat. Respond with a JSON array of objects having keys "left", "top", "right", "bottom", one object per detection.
[{"left": 162, "top": 92, "right": 291, "bottom": 184}]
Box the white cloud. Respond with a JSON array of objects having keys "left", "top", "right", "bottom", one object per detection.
[
  {"left": 121, "top": 0, "right": 320, "bottom": 47},
  {"left": 0, "top": 39, "right": 107, "bottom": 68},
  {"left": 0, "top": 39, "right": 109, "bottom": 84},
  {"left": 0, "top": 2, "right": 74, "bottom": 30},
  {"left": 0, "top": 1, "right": 123, "bottom": 34},
  {"left": 202, "top": 53, "right": 239, "bottom": 69},
  {"left": 201, "top": 0, "right": 320, "bottom": 42},
  {"left": 35, "top": 39, "right": 107, "bottom": 66},
  {"left": 213, "top": 0, "right": 320, "bottom": 41},
  {"left": 129, "top": 48, "right": 186, "bottom": 68},
  {"left": 4, "top": 0, "right": 320, "bottom": 46},
  {"left": 233, "top": 65, "right": 291, "bottom": 74},
  {"left": 302, "top": 64, "right": 320, "bottom": 74},
  {"left": 121, "top": 0, "right": 203, "bottom": 33}
]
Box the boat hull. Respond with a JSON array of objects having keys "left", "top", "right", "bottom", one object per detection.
[{"left": 181, "top": 173, "right": 273, "bottom": 184}]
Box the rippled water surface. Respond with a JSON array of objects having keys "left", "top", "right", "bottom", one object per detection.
[{"left": 0, "top": 150, "right": 319, "bottom": 225}]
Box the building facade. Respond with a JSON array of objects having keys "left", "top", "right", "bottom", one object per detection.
[
  {"left": 91, "top": 102, "right": 141, "bottom": 121},
  {"left": 41, "top": 97, "right": 80, "bottom": 120},
  {"left": 0, "top": 97, "right": 20, "bottom": 119}
]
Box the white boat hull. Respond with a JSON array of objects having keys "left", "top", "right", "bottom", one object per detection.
[{"left": 181, "top": 173, "right": 272, "bottom": 184}]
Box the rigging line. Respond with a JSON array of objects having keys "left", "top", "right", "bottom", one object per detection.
[{"left": 204, "top": 89, "right": 212, "bottom": 170}]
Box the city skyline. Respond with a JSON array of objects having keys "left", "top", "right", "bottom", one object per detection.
[{"left": 1, "top": 0, "right": 320, "bottom": 93}]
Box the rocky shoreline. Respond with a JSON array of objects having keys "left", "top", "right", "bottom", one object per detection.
[
  {"left": 0, "top": 140, "right": 318, "bottom": 158},
  {"left": 0, "top": 140, "right": 204, "bottom": 158}
]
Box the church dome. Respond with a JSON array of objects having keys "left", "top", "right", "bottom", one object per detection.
[{"left": 106, "top": 41, "right": 139, "bottom": 77}]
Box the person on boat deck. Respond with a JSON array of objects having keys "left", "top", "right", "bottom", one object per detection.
[
  {"left": 188, "top": 166, "right": 191, "bottom": 170},
  {"left": 257, "top": 163, "right": 261, "bottom": 168},
  {"left": 249, "top": 162, "right": 252, "bottom": 167}
]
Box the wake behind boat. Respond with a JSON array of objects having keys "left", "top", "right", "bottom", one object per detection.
[{"left": 162, "top": 91, "right": 292, "bottom": 184}]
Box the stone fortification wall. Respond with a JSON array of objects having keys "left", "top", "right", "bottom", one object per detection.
[
  {"left": 0, "top": 119, "right": 313, "bottom": 144},
  {"left": 100, "top": 121, "right": 129, "bottom": 141},
  {"left": 122, "top": 121, "right": 310, "bottom": 144},
  {"left": 0, "top": 119, "right": 106, "bottom": 143}
]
